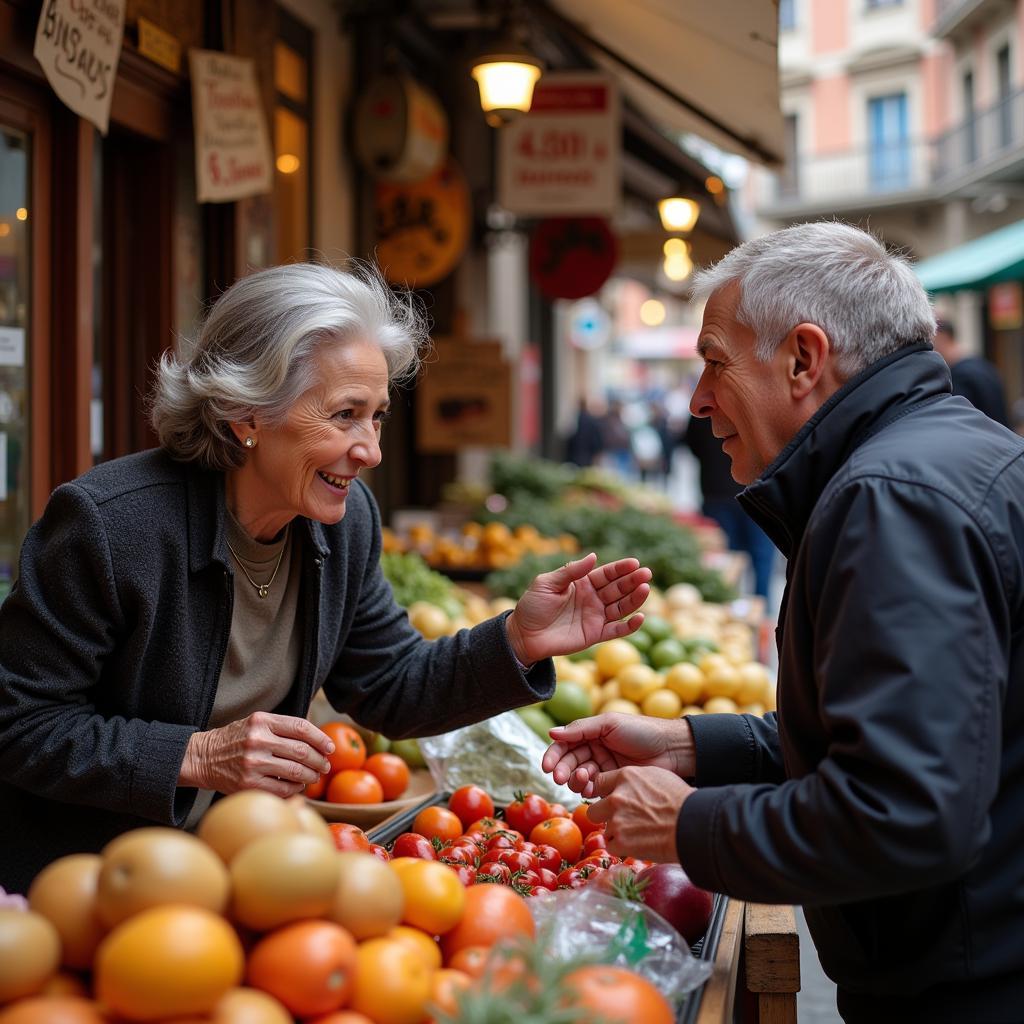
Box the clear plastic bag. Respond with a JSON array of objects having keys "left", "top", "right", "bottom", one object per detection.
[
  {"left": 528, "top": 887, "right": 713, "bottom": 1001},
  {"left": 418, "top": 710, "right": 580, "bottom": 807}
]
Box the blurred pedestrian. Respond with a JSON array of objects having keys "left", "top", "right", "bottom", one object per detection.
[
  {"left": 566, "top": 397, "right": 605, "bottom": 468},
  {"left": 682, "top": 413, "right": 775, "bottom": 599},
  {"left": 599, "top": 399, "right": 635, "bottom": 479},
  {"left": 932, "top": 318, "right": 1010, "bottom": 426}
]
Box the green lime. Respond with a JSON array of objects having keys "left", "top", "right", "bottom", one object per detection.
[
  {"left": 649, "top": 637, "right": 687, "bottom": 670},
  {"left": 544, "top": 680, "right": 594, "bottom": 725},
  {"left": 517, "top": 706, "right": 558, "bottom": 742},
  {"left": 369, "top": 732, "right": 391, "bottom": 754},
  {"left": 641, "top": 615, "right": 674, "bottom": 643},
  {"left": 626, "top": 630, "right": 653, "bottom": 654},
  {"left": 389, "top": 738, "right": 426, "bottom": 769}
]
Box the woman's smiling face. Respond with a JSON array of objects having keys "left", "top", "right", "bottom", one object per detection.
[{"left": 230, "top": 335, "right": 390, "bottom": 539}]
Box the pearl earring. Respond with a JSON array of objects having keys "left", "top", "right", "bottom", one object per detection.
[{"left": 244, "top": 437, "right": 255, "bottom": 448}]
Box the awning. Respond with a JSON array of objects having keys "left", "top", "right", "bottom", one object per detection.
[
  {"left": 914, "top": 219, "right": 1024, "bottom": 294},
  {"left": 541, "top": 0, "right": 785, "bottom": 165}
]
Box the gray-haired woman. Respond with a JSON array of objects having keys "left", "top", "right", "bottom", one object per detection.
[{"left": 0, "top": 262, "right": 651, "bottom": 894}]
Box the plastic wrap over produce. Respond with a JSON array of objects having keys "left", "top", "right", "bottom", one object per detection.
[
  {"left": 529, "top": 888, "right": 713, "bottom": 1000},
  {"left": 419, "top": 711, "right": 581, "bottom": 807}
]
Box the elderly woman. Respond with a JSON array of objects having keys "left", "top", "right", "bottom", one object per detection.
[{"left": 0, "top": 262, "right": 650, "bottom": 894}]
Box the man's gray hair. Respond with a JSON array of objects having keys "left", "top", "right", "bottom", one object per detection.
[
  {"left": 690, "top": 222, "right": 935, "bottom": 378},
  {"left": 150, "top": 261, "right": 429, "bottom": 470}
]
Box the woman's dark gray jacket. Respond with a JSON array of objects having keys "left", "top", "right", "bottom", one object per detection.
[
  {"left": 678, "top": 346, "right": 1024, "bottom": 1021},
  {"left": 0, "top": 450, "right": 553, "bottom": 893}
]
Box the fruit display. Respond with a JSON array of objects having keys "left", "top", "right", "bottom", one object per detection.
[
  {"left": 0, "top": 787, "right": 702, "bottom": 1023},
  {"left": 545, "top": 584, "right": 776, "bottom": 721},
  {"left": 382, "top": 521, "right": 577, "bottom": 573}
]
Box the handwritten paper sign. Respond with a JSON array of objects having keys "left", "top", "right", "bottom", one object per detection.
[
  {"left": 189, "top": 49, "right": 273, "bottom": 204},
  {"left": 33, "top": 0, "right": 126, "bottom": 135}
]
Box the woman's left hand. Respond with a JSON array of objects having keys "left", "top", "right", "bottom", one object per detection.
[{"left": 504, "top": 553, "right": 651, "bottom": 665}]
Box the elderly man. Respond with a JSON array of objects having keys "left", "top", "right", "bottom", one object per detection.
[{"left": 543, "top": 222, "right": 1024, "bottom": 1022}]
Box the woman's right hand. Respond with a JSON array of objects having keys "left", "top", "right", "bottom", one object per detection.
[
  {"left": 541, "top": 713, "right": 696, "bottom": 798},
  {"left": 179, "top": 712, "right": 335, "bottom": 799}
]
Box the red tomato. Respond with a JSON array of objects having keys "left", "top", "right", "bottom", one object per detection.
[
  {"left": 441, "top": 861, "right": 478, "bottom": 887},
  {"left": 548, "top": 803, "right": 569, "bottom": 818},
  {"left": 621, "top": 857, "right": 655, "bottom": 873},
  {"left": 557, "top": 866, "right": 592, "bottom": 889},
  {"left": 326, "top": 768, "right": 383, "bottom": 804},
  {"left": 328, "top": 822, "right": 372, "bottom": 852},
  {"left": 572, "top": 802, "right": 601, "bottom": 837},
  {"left": 525, "top": 885, "right": 548, "bottom": 897},
  {"left": 477, "top": 862, "right": 512, "bottom": 884},
  {"left": 443, "top": 845, "right": 478, "bottom": 867},
  {"left": 363, "top": 752, "right": 410, "bottom": 801},
  {"left": 448, "top": 785, "right": 495, "bottom": 829},
  {"left": 582, "top": 831, "right": 609, "bottom": 856},
  {"left": 413, "top": 806, "right": 464, "bottom": 844},
  {"left": 578, "top": 853, "right": 616, "bottom": 872},
  {"left": 391, "top": 832, "right": 437, "bottom": 860},
  {"left": 535, "top": 867, "right": 559, "bottom": 891},
  {"left": 493, "top": 850, "right": 536, "bottom": 874},
  {"left": 367, "top": 843, "right": 391, "bottom": 862},
  {"left": 530, "top": 818, "right": 583, "bottom": 863},
  {"left": 486, "top": 832, "right": 518, "bottom": 852},
  {"left": 531, "top": 844, "right": 562, "bottom": 873},
  {"left": 304, "top": 772, "right": 328, "bottom": 800},
  {"left": 504, "top": 793, "right": 551, "bottom": 836},
  {"left": 516, "top": 840, "right": 537, "bottom": 855}
]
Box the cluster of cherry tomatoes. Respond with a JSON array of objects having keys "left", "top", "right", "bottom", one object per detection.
[{"left": 328, "top": 786, "right": 656, "bottom": 897}]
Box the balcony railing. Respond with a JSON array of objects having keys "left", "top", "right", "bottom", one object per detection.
[
  {"left": 933, "top": 88, "right": 1024, "bottom": 182},
  {"left": 769, "top": 89, "right": 1024, "bottom": 208},
  {"left": 773, "top": 137, "right": 932, "bottom": 205}
]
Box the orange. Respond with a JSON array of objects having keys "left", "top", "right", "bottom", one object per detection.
[
  {"left": 440, "top": 885, "right": 535, "bottom": 960},
  {"left": 363, "top": 753, "right": 410, "bottom": 801},
  {"left": 563, "top": 965, "right": 674, "bottom": 1024},
  {"left": 246, "top": 920, "right": 356, "bottom": 1018},
  {"left": 349, "top": 939, "right": 432, "bottom": 1024},
  {"left": 27, "top": 854, "right": 105, "bottom": 970},
  {"left": 305, "top": 1013, "right": 374, "bottom": 1024},
  {"left": 0, "top": 997, "right": 108, "bottom": 1024},
  {"left": 94, "top": 905, "right": 243, "bottom": 1020},
  {"left": 321, "top": 723, "right": 367, "bottom": 773},
  {"left": 0, "top": 909, "right": 61, "bottom": 1003},
  {"left": 327, "top": 770, "right": 383, "bottom": 805},
  {"left": 397, "top": 860, "right": 465, "bottom": 935},
  {"left": 384, "top": 925, "right": 442, "bottom": 971},
  {"left": 445, "top": 945, "right": 489, "bottom": 977}
]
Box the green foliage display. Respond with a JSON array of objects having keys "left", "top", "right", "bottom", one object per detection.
[
  {"left": 380, "top": 550, "right": 465, "bottom": 618},
  {"left": 480, "top": 454, "right": 736, "bottom": 604}
]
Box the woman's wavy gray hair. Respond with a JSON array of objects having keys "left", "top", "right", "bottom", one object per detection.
[
  {"left": 150, "top": 261, "right": 429, "bottom": 470},
  {"left": 690, "top": 221, "right": 935, "bottom": 378}
]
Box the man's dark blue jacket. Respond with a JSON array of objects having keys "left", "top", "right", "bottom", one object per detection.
[{"left": 678, "top": 346, "right": 1024, "bottom": 1022}]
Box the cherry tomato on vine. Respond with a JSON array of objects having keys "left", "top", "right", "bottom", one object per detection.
[
  {"left": 367, "top": 843, "right": 391, "bottom": 862},
  {"left": 486, "top": 832, "right": 519, "bottom": 852},
  {"left": 477, "top": 862, "right": 512, "bottom": 884},
  {"left": 531, "top": 844, "right": 562, "bottom": 873},
  {"left": 582, "top": 831, "right": 609, "bottom": 856},
  {"left": 448, "top": 785, "right": 495, "bottom": 829},
  {"left": 504, "top": 793, "right": 551, "bottom": 836},
  {"left": 557, "top": 865, "right": 592, "bottom": 889},
  {"left": 535, "top": 867, "right": 559, "bottom": 891},
  {"left": 441, "top": 861, "right": 478, "bottom": 887},
  {"left": 443, "top": 844, "right": 478, "bottom": 866}
]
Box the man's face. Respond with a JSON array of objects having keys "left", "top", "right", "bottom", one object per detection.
[{"left": 689, "top": 283, "right": 796, "bottom": 485}]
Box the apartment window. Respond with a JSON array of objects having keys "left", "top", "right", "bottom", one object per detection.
[
  {"left": 868, "top": 93, "right": 909, "bottom": 190},
  {"left": 963, "top": 71, "right": 977, "bottom": 164},
  {"left": 778, "top": 114, "right": 800, "bottom": 197},
  {"left": 779, "top": 0, "right": 796, "bottom": 31},
  {"left": 274, "top": 9, "right": 314, "bottom": 263},
  {"left": 997, "top": 45, "right": 1013, "bottom": 148}
]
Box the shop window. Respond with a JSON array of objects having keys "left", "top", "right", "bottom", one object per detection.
[
  {"left": 0, "top": 128, "right": 31, "bottom": 599},
  {"left": 274, "top": 10, "right": 313, "bottom": 263}
]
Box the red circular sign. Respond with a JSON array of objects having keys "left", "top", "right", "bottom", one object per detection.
[{"left": 528, "top": 217, "right": 618, "bottom": 300}]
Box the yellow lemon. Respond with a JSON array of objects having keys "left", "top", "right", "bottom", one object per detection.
[
  {"left": 615, "top": 664, "right": 662, "bottom": 704},
  {"left": 641, "top": 689, "right": 683, "bottom": 719},
  {"left": 663, "top": 662, "right": 705, "bottom": 705},
  {"left": 601, "top": 698, "right": 641, "bottom": 716},
  {"left": 594, "top": 639, "right": 642, "bottom": 680},
  {"left": 702, "top": 696, "right": 739, "bottom": 714}
]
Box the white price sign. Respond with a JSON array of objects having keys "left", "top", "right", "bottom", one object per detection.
[{"left": 499, "top": 72, "right": 620, "bottom": 217}]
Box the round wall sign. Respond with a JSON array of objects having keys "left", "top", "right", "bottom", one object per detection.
[
  {"left": 375, "top": 156, "right": 471, "bottom": 289},
  {"left": 528, "top": 217, "right": 618, "bottom": 300}
]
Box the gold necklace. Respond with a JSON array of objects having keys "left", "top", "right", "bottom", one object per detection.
[{"left": 226, "top": 540, "right": 287, "bottom": 599}]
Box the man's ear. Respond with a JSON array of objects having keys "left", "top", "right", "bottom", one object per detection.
[{"left": 785, "top": 322, "right": 831, "bottom": 400}]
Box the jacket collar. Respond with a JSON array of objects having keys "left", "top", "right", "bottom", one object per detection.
[
  {"left": 185, "top": 464, "right": 331, "bottom": 574},
  {"left": 738, "top": 344, "right": 949, "bottom": 557}
]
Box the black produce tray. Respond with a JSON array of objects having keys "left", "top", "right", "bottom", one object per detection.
[{"left": 367, "top": 792, "right": 725, "bottom": 1022}]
